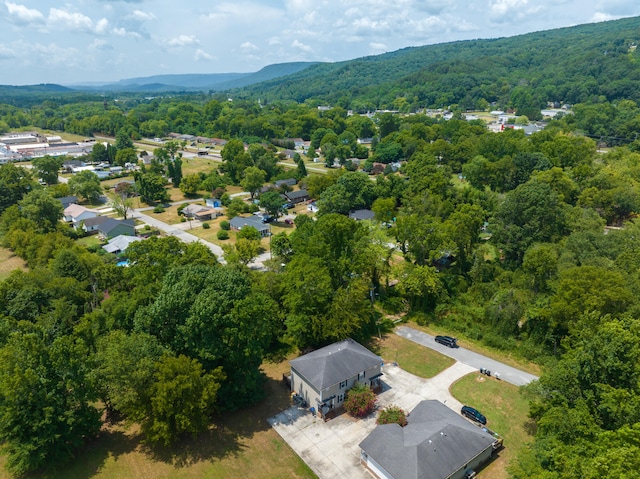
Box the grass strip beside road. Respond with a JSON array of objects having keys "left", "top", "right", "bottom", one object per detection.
[{"left": 450, "top": 373, "right": 533, "bottom": 479}]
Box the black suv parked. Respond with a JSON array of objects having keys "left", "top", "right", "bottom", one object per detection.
[
  {"left": 435, "top": 335, "right": 458, "bottom": 348},
  {"left": 461, "top": 405, "right": 487, "bottom": 425}
]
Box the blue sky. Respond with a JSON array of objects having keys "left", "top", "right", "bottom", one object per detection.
[{"left": 1, "top": 0, "right": 639, "bottom": 85}]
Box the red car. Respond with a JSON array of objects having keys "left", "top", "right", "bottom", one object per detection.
[{"left": 284, "top": 218, "right": 294, "bottom": 225}]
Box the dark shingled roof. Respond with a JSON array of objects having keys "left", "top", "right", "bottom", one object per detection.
[
  {"left": 359, "top": 400, "right": 497, "bottom": 479},
  {"left": 290, "top": 338, "right": 383, "bottom": 391}
]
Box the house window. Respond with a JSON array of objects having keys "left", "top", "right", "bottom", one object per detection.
[
  {"left": 339, "top": 380, "right": 348, "bottom": 389},
  {"left": 358, "top": 371, "right": 366, "bottom": 380},
  {"left": 338, "top": 394, "right": 344, "bottom": 403}
]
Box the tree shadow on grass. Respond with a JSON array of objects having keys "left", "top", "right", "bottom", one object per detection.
[
  {"left": 142, "top": 370, "right": 293, "bottom": 469},
  {"left": 29, "top": 427, "right": 138, "bottom": 479},
  {"left": 26, "top": 363, "right": 296, "bottom": 478}
]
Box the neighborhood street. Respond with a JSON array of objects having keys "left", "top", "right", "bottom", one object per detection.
[
  {"left": 395, "top": 326, "right": 539, "bottom": 386},
  {"left": 130, "top": 209, "right": 226, "bottom": 262}
]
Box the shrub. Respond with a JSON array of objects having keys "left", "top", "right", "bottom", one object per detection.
[
  {"left": 217, "top": 230, "right": 229, "bottom": 240},
  {"left": 180, "top": 217, "right": 186, "bottom": 223},
  {"left": 144, "top": 225, "right": 151, "bottom": 231},
  {"left": 343, "top": 383, "right": 376, "bottom": 418},
  {"left": 202, "top": 222, "right": 210, "bottom": 229},
  {"left": 153, "top": 205, "right": 165, "bottom": 214},
  {"left": 220, "top": 220, "right": 230, "bottom": 231},
  {"left": 377, "top": 405, "right": 408, "bottom": 426},
  {"left": 177, "top": 204, "right": 186, "bottom": 215}
]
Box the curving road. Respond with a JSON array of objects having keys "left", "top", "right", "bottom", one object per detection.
[{"left": 395, "top": 325, "right": 539, "bottom": 386}]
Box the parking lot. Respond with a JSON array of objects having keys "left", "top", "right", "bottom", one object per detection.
[{"left": 268, "top": 361, "right": 477, "bottom": 479}]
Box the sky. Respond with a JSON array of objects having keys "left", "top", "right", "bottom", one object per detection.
[{"left": 1, "top": 0, "right": 639, "bottom": 86}]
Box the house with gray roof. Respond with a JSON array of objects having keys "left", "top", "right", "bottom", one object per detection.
[
  {"left": 284, "top": 189, "right": 310, "bottom": 204},
  {"left": 359, "top": 400, "right": 501, "bottom": 479},
  {"left": 349, "top": 209, "right": 375, "bottom": 221},
  {"left": 229, "top": 216, "right": 271, "bottom": 237},
  {"left": 57, "top": 196, "right": 78, "bottom": 209},
  {"left": 82, "top": 215, "right": 110, "bottom": 233},
  {"left": 102, "top": 234, "right": 142, "bottom": 254},
  {"left": 289, "top": 338, "right": 383, "bottom": 420},
  {"left": 97, "top": 218, "right": 135, "bottom": 239}
]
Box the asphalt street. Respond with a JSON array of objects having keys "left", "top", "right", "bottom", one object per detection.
[{"left": 395, "top": 326, "right": 539, "bottom": 386}]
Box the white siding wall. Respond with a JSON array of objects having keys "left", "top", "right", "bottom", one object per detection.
[{"left": 362, "top": 453, "right": 394, "bottom": 479}]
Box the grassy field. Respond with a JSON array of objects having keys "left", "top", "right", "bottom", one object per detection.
[
  {"left": 450, "top": 374, "right": 533, "bottom": 479},
  {"left": 370, "top": 334, "right": 455, "bottom": 378},
  {"left": 0, "top": 247, "right": 27, "bottom": 281},
  {"left": 0, "top": 361, "right": 316, "bottom": 479}
]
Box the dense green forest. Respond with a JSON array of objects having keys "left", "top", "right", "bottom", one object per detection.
[{"left": 2, "top": 14, "right": 640, "bottom": 479}]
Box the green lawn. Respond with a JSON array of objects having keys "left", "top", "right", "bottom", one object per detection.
[
  {"left": 450, "top": 374, "right": 533, "bottom": 479},
  {"left": 370, "top": 334, "right": 455, "bottom": 378}
]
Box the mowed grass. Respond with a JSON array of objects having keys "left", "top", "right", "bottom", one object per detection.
[
  {"left": 450, "top": 374, "right": 533, "bottom": 479},
  {"left": 0, "top": 247, "right": 27, "bottom": 281},
  {"left": 0, "top": 361, "right": 316, "bottom": 479},
  {"left": 369, "top": 334, "right": 455, "bottom": 379}
]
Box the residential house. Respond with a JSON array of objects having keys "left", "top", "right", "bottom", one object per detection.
[
  {"left": 289, "top": 338, "right": 384, "bottom": 420},
  {"left": 205, "top": 198, "right": 222, "bottom": 208},
  {"left": 98, "top": 218, "right": 135, "bottom": 239},
  {"left": 359, "top": 400, "right": 501, "bottom": 479},
  {"left": 282, "top": 149, "right": 297, "bottom": 159},
  {"left": 229, "top": 216, "right": 271, "bottom": 237},
  {"left": 285, "top": 189, "right": 310, "bottom": 204},
  {"left": 63, "top": 204, "right": 100, "bottom": 227},
  {"left": 82, "top": 215, "right": 110, "bottom": 233},
  {"left": 349, "top": 209, "right": 375, "bottom": 221},
  {"left": 182, "top": 203, "right": 221, "bottom": 220},
  {"left": 57, "top": 196, "right": 79, "bottom": 209},
  {"left": 274, "top": 178, "right": 297, "bottom": 189},
  {"left": 102, "top": 234, "right": 143, "bottom": 254}
]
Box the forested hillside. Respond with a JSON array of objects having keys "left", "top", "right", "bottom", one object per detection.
[
  {"left": 2, "top": 15, "right": 640, "bottom": 479},
  {"left": 233, "top": 16, "right": 640, "bottom": 115}
]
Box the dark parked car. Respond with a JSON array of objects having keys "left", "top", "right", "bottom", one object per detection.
[
  {"left": 461, "top": 405, "right": 487, "bottom": 425},
  {"left": 435, "top": 335, "right": 458, "bottom": 348},
  {"left": 284, "top": 218, "right": 294, "bottom": 225}
]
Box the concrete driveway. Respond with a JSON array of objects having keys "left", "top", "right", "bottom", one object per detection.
[
  {"left": 269, "top": 361, "right": 476, "bottom": 479},
  {"left": 395, "top": 326, "right": 539, "bottom": 386}
]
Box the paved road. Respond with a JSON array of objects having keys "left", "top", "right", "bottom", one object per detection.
[
  {"left": 131, "top": 209, "right": 226, "bottom": 262},
  {"left": 396, "top": 326, "right": 539, "bottom": 386}
]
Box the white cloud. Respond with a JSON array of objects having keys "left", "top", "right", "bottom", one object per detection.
[
  {"left": 195, "top": 48, "right": 214, "bottom": 61},
  {"left": 95, "top": 18, "right": 109, "bottom": 35},
  {"left": 89, "top": 39, "right": 112, "bottom": 51},
  {"left": 291, "top": 39, "right": 312, "bottom": 52},
  {"left": 48, "top": 8, "right": 94, "bottom": 32},
  {"left": 240, "top": 41, "right": 259, "bottom": 52},
  {"left": 369, "top": 42, "right": 387, "bottom": 51},
  {"left": 127, "top": 10, "right": 156, "bottom": 21},
  {"left": 112, "top": 27, "right": 142, "bottom": 38},
  {"left": 268, "top": 37, "right": 282, "bottom": 46},
  {"left": 490, "top": 0, "right": 530, "bottom": 20},
  {"left": 0, "top": 43, "right": 15, "bottom": 59},
  {"left": 5, "top": 2, "right": 45, "bottom": 24},
  {"left": 167, "top": 34, "right": 200, "bottom": 47}
]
